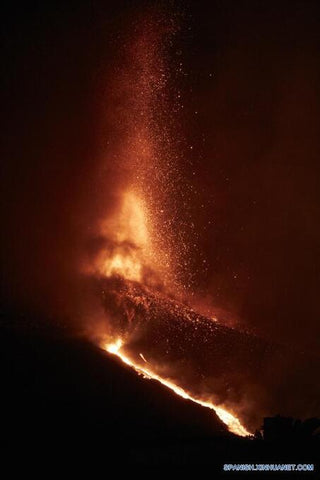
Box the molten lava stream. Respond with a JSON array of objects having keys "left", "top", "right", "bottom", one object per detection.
[{"left": 102, "top": 338, "right": 250, "bottom": 437}]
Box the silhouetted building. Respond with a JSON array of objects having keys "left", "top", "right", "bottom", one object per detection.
[{"left": 262, "top": 415, "right": 320, "bottom": 442}]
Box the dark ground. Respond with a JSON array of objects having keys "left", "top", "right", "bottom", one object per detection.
[{"left": 1, "top": 311, "right": 319, "bottom": 475}]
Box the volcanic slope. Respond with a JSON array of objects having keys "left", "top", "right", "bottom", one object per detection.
[{"left": 99, "top": 276, "right": 320, "bottom": 431}]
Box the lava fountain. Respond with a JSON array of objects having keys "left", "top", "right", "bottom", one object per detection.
[
  {"left": 85, "top": 8, "right": 254, "bottom": 437},
  {"left": 85, "top": 7, "right": 300, "bottom": 438}
]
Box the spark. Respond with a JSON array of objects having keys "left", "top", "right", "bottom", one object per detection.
[{"left": 139, "top": 352, "right": 148, "bottom": 363}]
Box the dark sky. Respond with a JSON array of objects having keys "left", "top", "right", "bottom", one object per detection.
[
  {"left": 181, "top": 0, "right": 320, "bottom": 353},
  {"left": 1, "top": 0, "right": 320, "bottom": 352}
]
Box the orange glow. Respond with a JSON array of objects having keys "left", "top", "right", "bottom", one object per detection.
[
  {"left": 96, "top": 188, "right": 171, "bottom": 286},
  {"left": 97, "top": 191, "right": 156, "bottom": 282},
  {"left": 104, "top": 251, "right": 142, "bottom": 282},
  {"left": 102, "top": 338, "right": 251, "bottom": 437},
  {"left": 111, "top": 191, "right": 149, "bottom": 247}
]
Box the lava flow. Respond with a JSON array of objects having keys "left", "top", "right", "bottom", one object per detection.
[{"left": 103, "top": 338, "right": 250, "bottom": 437}]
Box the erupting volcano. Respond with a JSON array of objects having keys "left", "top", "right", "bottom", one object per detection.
[
  {"left": 81, "top": 7, "right": 320, "bottom": 439},
  {"left": 2, "top": 0, "right": 320, "bottom": 468},
  {"left": 83, "top": 10, "right": 251, "bottom": 436}
]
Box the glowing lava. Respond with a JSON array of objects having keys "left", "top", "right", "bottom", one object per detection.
[{"left": 103, "top": 338, "right": 250, "bottom": 437}]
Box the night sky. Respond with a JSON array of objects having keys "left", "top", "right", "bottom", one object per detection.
[{"left": 2, "top": 0, "right": 320, "bottom": 352}]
